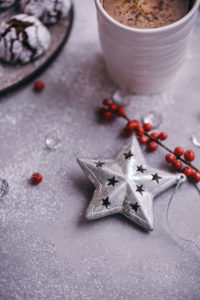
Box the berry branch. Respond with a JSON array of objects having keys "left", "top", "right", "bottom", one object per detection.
[{"left": 99, "top": 98, "right": 200, "bottom": 182}]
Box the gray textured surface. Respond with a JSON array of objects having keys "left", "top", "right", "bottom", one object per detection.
[{"left": 0, "top": 1, "right": 200, "bottom": 299}]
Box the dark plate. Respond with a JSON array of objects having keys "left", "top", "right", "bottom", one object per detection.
[{"left": 0, "top": 5, "right": 74, "bottom": 95}]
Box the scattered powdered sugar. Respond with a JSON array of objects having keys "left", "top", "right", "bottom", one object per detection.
[
  {"left": 0, "top": 14, "right": 51, "bottom": 64},
  {"left": 21, "top": 0, "right": 71, "bottom": 25}
]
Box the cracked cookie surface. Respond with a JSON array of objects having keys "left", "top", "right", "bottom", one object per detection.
[
  {"left": 21, "top": 0, "right": 71, "bottom": 25},
  {"left": 0, "top": 14, "right": 51, "bottom": 64}
]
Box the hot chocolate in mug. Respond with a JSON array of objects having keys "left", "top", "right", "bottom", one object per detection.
[{"left": 95, "top": 0, "right": 200, "bottom": 94}]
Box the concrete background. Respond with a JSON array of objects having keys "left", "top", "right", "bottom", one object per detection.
[{"left": 0, "top": 1, "right": 200, "bottom": 299}]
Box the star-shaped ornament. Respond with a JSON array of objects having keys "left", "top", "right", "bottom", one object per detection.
[{"left": 77, "top": 136, "right": 185, "bottom": 231}]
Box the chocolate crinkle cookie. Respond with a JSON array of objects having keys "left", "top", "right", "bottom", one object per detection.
[
  {"left": 0, "top": 14, "right": 51, "bottom": 64},
  {"left": 0, "top": 0, "right": 16, "bottom": 8},
  {"left": 21, "top": 0, "right": 71, "bottom": 25}
]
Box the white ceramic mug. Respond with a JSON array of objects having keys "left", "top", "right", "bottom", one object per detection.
[{"left": 94, "top": 0, "right": 200, "bottom": 94}]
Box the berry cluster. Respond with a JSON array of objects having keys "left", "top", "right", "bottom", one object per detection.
[
  {"left": 124, "top": 120, "right": 168, "bottom": 152},
  {"left": 99, "top": 98, "right": 125, "bottom": 120},
  {"left": 99, "top": 99, "right": 200, "bottom": 183},
  {"left": 165, "top": 149, "right": 199, "bottom": 182}
]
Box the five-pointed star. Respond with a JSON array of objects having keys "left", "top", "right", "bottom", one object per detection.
[
  {"left": 130, "top": 202, "right": 140, "bottom": 212},
  {"left": 137, "top": 165, "right": 146, "bottom": 173},
  {"left": 108, "top": 176, "right": 119, "bottom": 186},
  {"left": 102, "top": 197, "right": 111, "bottom": 208},
  {"left": 124, "top": 150, "right": 134, "bottom": 159},
  {"left": 95, "top": 161, "right": 105, "bottom": 168},
  {"left": 136, "top": 184, "right": 145, "bottom": 195},
  {"left": 152, "top": 173, "right": 162, "bottom": 184},
  {"left": 77, "top": 136, "right": 185, "bottom": 231}
]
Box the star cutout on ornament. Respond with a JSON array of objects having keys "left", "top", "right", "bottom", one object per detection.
[
  {"left": 102, "top": 197, "right": 111, "bottom": 208},
  {"left": 95, "top": 161, "right": 105, "bottom": 168},
  {"left": 123, "top": 150, "right": 134, "bottom": 159},
  {"left": 107, "top": 176, "right": 119, "bottom": 187},
  {"left": 130, "top": 202, "right": 140, "bottom": 212},
  {"left": 136, "top": 184, "right": 145, "bottom": 195},
  {"left": 137, "top": 165, "right": 146, "bottom": 173},
  {"left": 77, "top": 136, "right": 185, "bottom": 231},
  {"left": 151, "top": 173, "right": 162, "bottom": 184}
]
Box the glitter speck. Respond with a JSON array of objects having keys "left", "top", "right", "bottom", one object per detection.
[
  {"left": 142, "top": 111, "right": 163, "bottom": 129},
  {"left": 45, "top": 135, "right": 60, "bottom": 150},
  {"left": 113, "top": 89, "right": 134, "bottom": 105},
  {"left": 192, "top": 128, "right": 200, "bottom": 148}
]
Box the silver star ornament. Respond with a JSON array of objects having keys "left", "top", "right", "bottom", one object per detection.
[{"left": 77, "top": 136, "right": 185, "bottom": 231}]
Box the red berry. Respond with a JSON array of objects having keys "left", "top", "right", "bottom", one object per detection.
[
  {"left": 31, "top": 172, "right": 43, "bottom": 184},
  {"left": 116, "top": 106, "right": 125, "bottom": 117},
  {"left": 166, "top": 153, "right": 176, "bottom": 164},
  {"left": 127, "top": 120, "right": 139, "bottom": 130},
  {"left": 102, "top": 110, "right": 112, "bottom": 120},
  {"left": 172, "top": 160, "right": 182, "bottom": 170},
  {"left": 159, "top": 132, "right": 168, "bottom": 141},
  {"left": 143, "top": 123, "right": 152, "bottom": 132},
  {"left": 139, "top": 135, "right": 149, "bottom": 145},
  {"left": 191, "top": 172, "right": 200, "bottom": 183},
  {"left": 34, "top": 80, "right": 45, "bottom": 92},
  {"left": 109, "top": 103, "right": 117, "bottom": 112},
  {"left": 183, "top": 167, "right": 193, "bottom": 177},
  {"left": 103, "top": 98, "right": 111, "bottom": 106},
  {"left": 174, "top": 147, "right": 184, "bottom": 157},
  {"left": 184, "top": 150, "right": 195, "bottom": 162},
  {"left": 150, "top": 132, "right": 159, "bottom": 140},
  {"left": 132, "top": 120, "right": 140, "bottom": 126},
  {"left": 148, "top": 141, "right": 158, "bottom": 152},
  {"left": 135, "top": 125, "right": 144, "bottom": 137}
]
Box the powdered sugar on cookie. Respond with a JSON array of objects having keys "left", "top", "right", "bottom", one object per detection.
[
  {"left": 0, "top": 14, "right": 51, "bottom": 64},
  {"left": 21, "top": 0, "right": 71, "bottom": 25}
]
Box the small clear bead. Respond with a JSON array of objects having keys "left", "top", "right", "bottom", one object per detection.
[
  {"left": 45, "top": 135, "right": 60, "bottom": 150},
  {"left": 142, "top": 111, "right": 163, "bottom": 129},
  {"left": 192, "top": 129, "right": 200, "bottom": 148},
  {"left": 0, "top": 178, "right": 9, "bottom": 198},
  {"left": 112, "top": 89, "right": 134, "bottom": 105}
]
